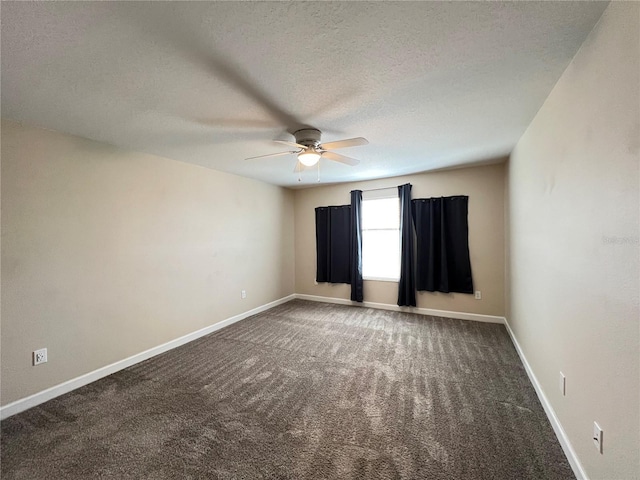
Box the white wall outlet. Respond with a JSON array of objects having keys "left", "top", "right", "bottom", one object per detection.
[
  {"left": 559, "top": 372, "right": 566, "bottom": 396},
  {"left": 593, "top": 422, "right": 603, "bottom": 454},
  {"left": 241, "top": 290, "right": 247, "bottom": 299},
  {"left": 33, "top": 348, "right": 47, "bottom": 366},
  {"left": 474, "top": 291, "right": 482, "bottom": 300}
]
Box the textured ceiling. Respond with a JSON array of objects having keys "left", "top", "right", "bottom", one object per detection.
[{"left": 1, "top": 1, "right": 608, "bottom": 187}]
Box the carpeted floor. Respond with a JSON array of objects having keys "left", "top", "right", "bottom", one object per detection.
[{"left": 1, "top": 300, "right": 574, "bottom": 479}]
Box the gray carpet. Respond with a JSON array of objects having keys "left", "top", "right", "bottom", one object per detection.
[{"left": 1, "top": 300, "right": 573, "bottom": 479}]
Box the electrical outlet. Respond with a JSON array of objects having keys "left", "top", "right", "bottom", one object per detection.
[
  {"left": 593, "top": 422, "right": 603, "bottom": 454},
  {"left": 33, "top": 348, "right": 47, "bottom": 366},
  {"left": 559, "top": 372, "right": 566, "bottom": 396},
  {"left": 241, "top": 290, "right": 247, "bottom": 299},
  {"left": 474, "top": 291, "right": 482, "bottom": 300}
]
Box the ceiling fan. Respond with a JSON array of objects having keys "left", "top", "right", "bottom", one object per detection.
[{"left": 246, "top": 128, "right": 368, "bottom": 169}]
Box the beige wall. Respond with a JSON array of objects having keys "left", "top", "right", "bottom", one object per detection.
[
  {"left": 1, "top": 120, "right": 295, "bottom": 405},
  {"left": 508, "top": 3, "right": 639, "bottom": 479},
  {"left": 294, "top": 163, "right": 505, "bottom": 317}
]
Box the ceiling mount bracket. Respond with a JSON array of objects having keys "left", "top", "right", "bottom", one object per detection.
[{"left": 293, "top": 128, "right": 322, "bottom": 148}]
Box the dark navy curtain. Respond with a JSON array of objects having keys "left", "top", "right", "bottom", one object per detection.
[
  {"left": 350, "top": 190, "right": 364, "bottom": 302},
  {"left": 397, "top": 184, "right": 416, "bottom": 306},
  {"left": 412, "top": 196, "right": 473, "bottom": 294},
  {"left": 315, "top": 205, "right": 351, "bottom": 283}
]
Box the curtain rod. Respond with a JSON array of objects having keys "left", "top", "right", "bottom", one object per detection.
[{"left": 361, "top": 186, "right": 397, "bottom": 192}]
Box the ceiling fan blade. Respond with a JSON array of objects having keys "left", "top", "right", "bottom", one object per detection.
[
  {"left": 245, "top": 151, "right": 296, "bottom": 160},
  {"left": 322, "top": 151, "right": 360, "bottom": 166},
  {"left": 320, "top": 137, "right": 369, "bottom": 150},
  {"left": 275, "top": 140, "right": 307, "bottom": 150}
]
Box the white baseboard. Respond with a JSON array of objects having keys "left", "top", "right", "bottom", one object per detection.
[
  {"left": 294, "top": 293, "right": 505, "bottom": 324},
  {"left": 0, "top": 294, "right": 296, "bottom": 421},
  {"left": 503, "top": 318, "right": 587, "bottom": 480}
]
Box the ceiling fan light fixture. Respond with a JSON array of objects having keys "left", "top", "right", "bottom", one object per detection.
[{"left": 298, "top": 150, "right": 321, "bottom": 167}]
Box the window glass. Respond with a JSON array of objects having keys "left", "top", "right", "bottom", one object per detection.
[{"left": 362, "top": 197, "right": 400, "bottom": 280}]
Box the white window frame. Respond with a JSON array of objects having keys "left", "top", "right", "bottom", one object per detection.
[{"left": 361, "top": 190, "right": 401, "bottom": 282}]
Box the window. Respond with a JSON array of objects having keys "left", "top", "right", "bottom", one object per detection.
[{"left": 362, "top": 196, "right": 400, "bottom": 281}]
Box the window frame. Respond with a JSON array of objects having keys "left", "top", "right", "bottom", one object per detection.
[{"left": 361, "top": 192, "right": 401, "bottom": 283}]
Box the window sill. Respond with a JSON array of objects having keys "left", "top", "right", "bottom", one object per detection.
[{"left": 363, "top": 277, "right": 399, "bottom": 283}]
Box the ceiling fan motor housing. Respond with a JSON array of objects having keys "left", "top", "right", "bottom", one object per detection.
[{"left": 294, "top": 128, "right": 322, "bottom": 148}]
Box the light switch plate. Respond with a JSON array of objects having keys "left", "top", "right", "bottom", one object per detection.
[{"left": 593, "top": 422, "right": 603, "bottom": 454}]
